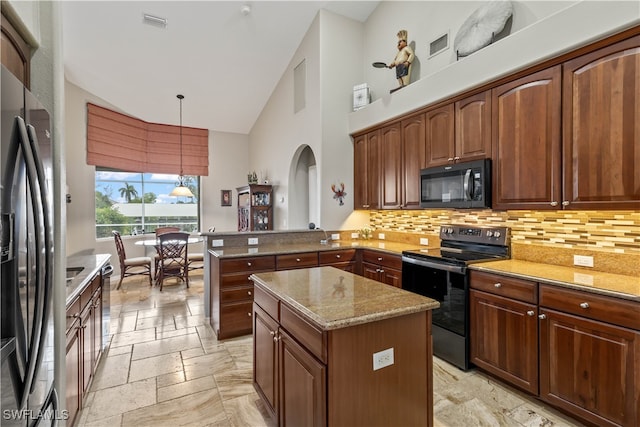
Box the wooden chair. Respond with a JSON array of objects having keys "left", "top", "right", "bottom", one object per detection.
[
  {"left": 156, "top": 232, "right": 189, "bottom": 291},
  {"left": 154, "top": 227, "right": 180, "bottom": 278},
  {"left": 112, "top": 230, "right": 153, "bottom": 289},
  {"left": 188, "top": 252, "right": 204, "bottom": 274}
]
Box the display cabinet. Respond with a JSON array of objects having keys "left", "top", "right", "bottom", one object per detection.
[{"left": 237, "top": 184, "right": 273, "bottom": 231}]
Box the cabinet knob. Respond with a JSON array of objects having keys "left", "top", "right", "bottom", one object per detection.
[
  {"left": 447, "top": 157, "right": 454, "bottom": 162},
  {"left": 336, "top": 255, "right": 341, "bottom": 259},
  {"left": 562, "top": 201, "right": 570, "bottom": 206},
  {"left": 296, "top": 258, "right": 301, "bottom": 262},
  {"left": 579, "top": 302, "right": 589, "bottom": 309},
  {"left": 379, "top": 269, "right": 385, "bottom": 274},
  {"left": 550, "top": 201, "right": 558, "bottom": 207},
  {"left": 377, "top": 257, "right": 383, "bottom": 261},
  {"left": 247, "top": 291, "right": 252, "bottom": 296},
  {"left": 527, "top": 311, "right": 535, "bottom": 316},
  {"left": 247, "top": 312, "right": 252, "bottom": 317},
  {"left": 538, "top": 314, "right": 547, "bottom": 320},
  {"left": 247, "top": 262, "right": 252, "bottom": 267},
  {"left": 453, "top": 156, "right": 461, "bottom": 161},
  {"left": 494, "top": 283, "right": 502, "bottom": 288},
  {"left": 270, "top": 330, "right": 275, "bottom": 336}
]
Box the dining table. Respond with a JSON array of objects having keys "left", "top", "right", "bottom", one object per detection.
[{"left": 134, "top": 236, "right": 204, "bottom": 256}]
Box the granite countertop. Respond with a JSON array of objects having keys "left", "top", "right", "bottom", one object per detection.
[
  {"left": 250, "top": 266, "right": 440, "bottom": 331},
  {"left": 209, "top": 240, "right": 422, "bottom": 258},
  {"left": 471, "top": 259, "right": 640, "bottom": 302},
  {"left": 66, "top": 253, "right": 111, "bottom": 306}
]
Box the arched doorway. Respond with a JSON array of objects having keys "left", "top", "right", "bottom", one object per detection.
[{"left": 288, "top": 145, "right": 318, "bottom": 229}]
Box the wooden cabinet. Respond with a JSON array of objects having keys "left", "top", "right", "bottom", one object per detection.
[
  {"left": 492, "top": 66, "right": 562, "bottom": 210},
  {"left": 562, "top": 35, "right": 640, "bottom": 209},
  {"left": 210, "top": 254, "right": 275, "bottom": 339},
  {"left": 469, "top": 271, "right": 539, "bottom": 394},
  {"left": 380, "top": 123, "right": 402, "bottom": 209},
  {"left": 253, "top": 288, "right": 326, "bottom": 426},
  {"left": 361, "top": 250, "right": 402, "bottom": 287},
  {"left": 1, "top": 12, "right": 30, "bottom": 88},
  {"left": 400, "top": 113, "right": 426, "bottom": 209},
  {"left": 276, "top": 252, "right": 318, "bottom": 270},
  {"left": 65, "top": 271, "right": 104, "bottom": 427},
  {"left": 353, "top": 130, "right": 381, "bottom": 209},
  {"left": 539, "top": 285, "right": 639, "bottom": 427},
  {"left": 455, "top": 91, "right": 492, "bottom": 163},
  {"left": 424, "top": 104, "right": 455, "bottom": 168},
  {"left": 237, "top": 185, "right": 273, "bottom": 231},
  {"left": 319, "top": 249, "right": 357, "bottom": 272}
]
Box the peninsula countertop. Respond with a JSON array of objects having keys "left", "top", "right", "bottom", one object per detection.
[
  {"left": 66, "top": 253, "right": 111, "bottom": 306},
  {"left": 249, "top": 266, "right": 440, "bottom": 331}
]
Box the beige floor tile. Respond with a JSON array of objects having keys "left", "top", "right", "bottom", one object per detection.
[
  {"left": 157, "top": 375, "right": 216, "bottom": 402},
  {"left": 183, "top": 350, "right": 234, "bottom": 381},
  {"left": 135, "top": 314, "right": 176, "bottom": 330},
  {"left": 111, "top": 328, "right": 157, "bottom": 348},
  {"left": 156, "top": 370, "right": 186, "bottom": 388},
  {"left": 221, "top": 393, "right": 275, "bottom": 427},
  {"left": 131, "top": 333, "right": 201, "bottom": 360},
  {"left": 85, "top": 377, "right": 156, "bottom": 423},
  {"left": 214, "top": 368, "right": 255, "bottom": 401},
  {"left": 156, "top": 325, "right": 198, "bottom": 339},
  {"left": 91, "top": 352, "right": 130, "bottom": 390},
  {"left": 129, "top": 352, "right": 184, "bottom": 382}
]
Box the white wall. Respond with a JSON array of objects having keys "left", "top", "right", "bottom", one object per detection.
[{"left": 351, "top": 0, "right": 639, "bottom": 133}]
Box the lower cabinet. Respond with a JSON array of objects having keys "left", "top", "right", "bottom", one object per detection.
[
  {"left": 361, "top": 250, "right": 402, "bottom": 287},
  {"left": 65, "top": 272, "right": 104, "bottom": 427},
  {"left": 318, "top": 249, "right": 356, "bottom": 272}
]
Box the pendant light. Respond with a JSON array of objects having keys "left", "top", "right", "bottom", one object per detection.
[{"left": 170, "top": 94, "right": 194, "bottom": 198}]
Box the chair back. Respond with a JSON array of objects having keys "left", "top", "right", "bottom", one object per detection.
[
  {"left": 155, "top": 226, "right": 180, "bottom": 236},
  {"left": 112, "top": 230, "right": 127, "bottom": 270},
  {"left": 157, "top": 232, "right": 189, "bottom": 269}
]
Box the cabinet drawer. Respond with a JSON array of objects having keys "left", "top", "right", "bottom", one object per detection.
[
  {"left": 539, "top": 285, "right": 640, "bottom": 330},
  {"left": 221, "top": 285, "right": 254, "bottom": 303},
  {"left": 281, "top": 303, "right": 326, "bottom": 363},
  {"left": 276, "top": 252, "right": 318, "bottom": 270},
  {"left": 221, "top": 272, "right": 254, "bottom": 288},
  {"left": 66, "top": 297, "right": 81, "bottom": 333},
  {"left": 319, "top": 249, "right": 357, "bottom": 265},
  {"left": 470, "top": 271, "right": 538, "bottom": 304},
  {"left": 220, "top": 256, "right": 275, "bottom": 274},
  {"left": 220, "top": 301, "right": 254, "bottom": 333},
  {"left": 253, "top": 284, "right": 280, "bottom": 321},
  {"left": 362, "top": 250, "right": 402, "bottom": 270}
]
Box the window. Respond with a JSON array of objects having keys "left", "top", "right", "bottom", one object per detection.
[{"left": 95, "top": 168, "right": 199, "bottom": 238}]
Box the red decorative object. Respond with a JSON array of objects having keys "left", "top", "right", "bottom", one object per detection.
[{"left": 331, "top": 183, "right": 347, "bottom": 206}]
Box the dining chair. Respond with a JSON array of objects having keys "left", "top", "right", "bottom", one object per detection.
[
  {"left": 154, "top": 227, "right": 181, "bottom": 278},
  {"left": 112, "top": 230, "right": 153, "bottom": 289},
  {"left": 188, "top": 251, "right": 204, "bottom": 274},
  {"left": 156, "top": 231, "right": 189, "bottom": 291}
]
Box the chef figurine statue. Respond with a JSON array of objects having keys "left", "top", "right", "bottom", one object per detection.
[{"left": 388, "top": 30, "right": 414, "bottom": 93}]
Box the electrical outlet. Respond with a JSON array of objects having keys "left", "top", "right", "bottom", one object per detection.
[
  {"left": 211, "top": 239, "right": 224, "bottom": 247},
  {"left": 331, "top": 233, "right": 340, "bottom": 240},
  {"left": 573, "top": 255, "right": 594, "bottom": 267},
  {"left": 373, "top": 348, "right": 394, "bottom": 371},
  {"left": 248, "top": 237, "right": 259, "bottom": 245},
  {"left": 378, "top": 233, "right": 385, "bottom": 240},
  {"left": 351, "top": 232, "right": 359, "bottom": 239},
  {"left": 420, "top": 238, "right": 429, "bottom": 246}
]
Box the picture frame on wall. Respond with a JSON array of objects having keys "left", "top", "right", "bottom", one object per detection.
[{"left": 221, "top": 190, "right": 232, "bottom": 206}]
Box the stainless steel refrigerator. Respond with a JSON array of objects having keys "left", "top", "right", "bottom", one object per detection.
[{"left": 1, "top": 65, "right": 58, "bottom": 425}]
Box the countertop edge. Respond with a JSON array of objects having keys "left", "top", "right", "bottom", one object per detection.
[{"left": 66, "top": 254, "right": 111, "bottom": 307}]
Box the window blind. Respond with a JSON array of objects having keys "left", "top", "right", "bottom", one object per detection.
[{"left": 86, "top": 103, "right": 209, "bottom": 176}]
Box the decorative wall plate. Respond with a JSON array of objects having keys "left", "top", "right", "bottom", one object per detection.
[{"left": 454, "top": 0, "right": 513, "bottom": 57}]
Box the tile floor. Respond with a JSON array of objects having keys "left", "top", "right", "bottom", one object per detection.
[{"left": 76, "top": 274, "right": 585, "bottom": 427}]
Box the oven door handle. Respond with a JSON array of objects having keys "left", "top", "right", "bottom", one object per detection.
[{"left": 402, "top": 256, "right": 466, "bottom": 274}]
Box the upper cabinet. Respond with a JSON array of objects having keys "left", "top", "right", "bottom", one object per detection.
[
  {"left": 562, "top": 35, "right": 640, "bottom": 210},
  {"left": 491, "top": 67, "right": 562, "bottom": 210},
  {"left": 400, "top": 113, "right": 426, "bottom": 209},
  {"left": 424, "top": 104, "right": 455, "bottom": 168},
  {"left": 353, "top": 130, "right": 381, "bottom": 210},
  {"left": 380, "top": 124, "right": 402, "bottom": 209},
  {"left": 455, "top": 91, "right": 492, "bottom": 163},
  {"left": 1, "top": 12, "right": 31, "bottom": 88}
]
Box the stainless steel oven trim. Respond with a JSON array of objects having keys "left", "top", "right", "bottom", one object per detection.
[{"left": 401, "top": 255, "right": 466, "bottom": 274}]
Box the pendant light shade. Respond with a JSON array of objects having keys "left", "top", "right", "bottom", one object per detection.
[{"left": 170, "top": 94, "right": 195, "bottom": 198}]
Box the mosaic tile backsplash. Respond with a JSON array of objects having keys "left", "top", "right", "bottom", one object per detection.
[{"left": 368, "top": 210, "right": 640, "bottom": 254}]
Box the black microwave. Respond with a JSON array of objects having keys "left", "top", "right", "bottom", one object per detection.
[{"left": 420, "top": 159, "right": 491, "bottom": 209}]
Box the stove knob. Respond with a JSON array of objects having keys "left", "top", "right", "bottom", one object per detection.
[
  {"left": 448, "top": 227, "right": 454, "bottom": 234},
  {"left": 493, "top": 231, "right": 501, "bottom": 238},
  {"left": 486, "top": 231, "right": 493, "bottom": 237}
]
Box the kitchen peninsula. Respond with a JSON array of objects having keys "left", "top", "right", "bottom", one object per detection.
[{"left": 250, "top": 266, "right": 440, "bottom": 426}]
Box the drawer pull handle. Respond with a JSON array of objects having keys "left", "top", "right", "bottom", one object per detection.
[
  {"left": 247, "top": 291, "right": 252, "bottom": 296},
  {"left": 247, "top": 312, "right": 252, "bottom": 317},
  {"left": 336, "top": 255, "right": 341, "bottom": 259},
  {"left": 579, "top": 302, "right": 589, "bottom": 309},
  {"left": 550, "top": 201, "right": 558, "bottom": 207},
  {"left": 379, "top": 269, "right": 385, "bottom": 274},
  {"left": 494, "top": 283, "right": 502, "bottom": 288},
  {"left": 270, "top": 330, "right": 275, "bottom": 336},
  {"left": 377, "top": 257, "right": 383, "bottom": 261},
  {"left": 538, "top": 314, "right": 547, "bottom": 320},
  {"left": 296, "top": 258, "right": 301, "bottom": 262},
  {"left": 527, "top": 311, "right": 535, "bottom": 316},
  {"left": 247, "top": 262, "right": 252, "bottom": 267},
  {"left": 67, "top": 313, "right": 80, "bottom": 319}
]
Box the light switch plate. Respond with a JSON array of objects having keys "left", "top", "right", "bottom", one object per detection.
[
  {"left": 573, "top": 255, "right": 594, "bottom": 267},
  {"left": 248, "top": 237, "right": 259, "bottom": 245},
  {"left": 331, "top": 233, "right": 340, "bottom": 240},
  {"left": 211, "top": 239, "right": 224, "bottom": 247}
]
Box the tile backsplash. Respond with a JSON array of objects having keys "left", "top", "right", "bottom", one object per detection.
[{"left": 368, "top": 210, "right": 640, "bottom": 254}]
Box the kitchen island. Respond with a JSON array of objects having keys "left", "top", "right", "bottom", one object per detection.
[{"left": 250, "top": 266, "right": 439, "bottom": 427}]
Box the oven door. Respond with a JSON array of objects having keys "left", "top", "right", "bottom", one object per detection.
[{"left": 402, "top": 256, "right": 471, "bottom": 370}]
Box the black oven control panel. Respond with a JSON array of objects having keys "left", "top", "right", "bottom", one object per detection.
[{"left": 440, "top": 225, "right": 509, "bottom": 246}]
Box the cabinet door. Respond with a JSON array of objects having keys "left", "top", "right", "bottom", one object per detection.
[
  {"left": 65, "top": 321, "right": 81, "bottom": 427},
  {"left": 492, "top": 66, "right": 562, "bottom": 210},
  {"left": 401, "top": 113, "right": 426, "bottom": 209},
  {"left": 361, "top": 262, "right": 380, "bottom": 281},
  {"left": 562, "top": 35, "right": 640, "bottom": 209},
  {"left": 92, "top": 290, "right": 103, "bottom": 368},
  {"left": 81, "top": 305, "right": 94, "bottom": 394},
  {"left": 539, "top": 308, "right": 638, "bottom": 427},
  {"left": 253, "top": 304, "right": 279, "bottom": 419},
  {"left": 380, "top": 124, "right": 402, "bottom": 209},
  {"left": 455, "top": 91, "right": 491, "bottom": 161},
  {"left": 353, "top": 130, "right": 380, "bottom": 209},
  {"left": 380, "top": 267, "right": 402, "bottom": 288},
  {"left": 279, "top": 328, "right": 326, "bottom": 427},
  {"left": 470, "top": 290, "right": 538, "bottom": 395},
  {"left": 424, "top": 103, "right": 455, "bottom": 167}
]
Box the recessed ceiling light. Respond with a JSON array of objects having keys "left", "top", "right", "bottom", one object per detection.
[{"left": 142, "top": 13, "right": 167, "bottom": 28}]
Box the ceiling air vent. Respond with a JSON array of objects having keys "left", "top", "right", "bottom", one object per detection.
[{"left": 429, "top": 32, "right": 449, "bottom": 58}]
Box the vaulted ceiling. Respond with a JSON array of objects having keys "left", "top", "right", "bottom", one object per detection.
[{"left": 62, "top": 1, "right": 379, "bottom": 134}]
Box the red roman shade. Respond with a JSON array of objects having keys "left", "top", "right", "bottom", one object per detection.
[{"left": 86, "top": 103, "right": 209, "bottom": 176}]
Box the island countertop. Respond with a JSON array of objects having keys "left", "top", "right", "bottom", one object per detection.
[{"left": 249, "top": 266, "right": 440, "bottom": 331}]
